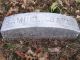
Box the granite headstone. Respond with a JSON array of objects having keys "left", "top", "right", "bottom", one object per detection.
[{"left": 1, "top": 12, "right": 80, "bottom": 40}]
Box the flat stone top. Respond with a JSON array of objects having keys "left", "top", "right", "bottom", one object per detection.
[{"left": 1, "top": 12, "right": 80, "bottom": 32}]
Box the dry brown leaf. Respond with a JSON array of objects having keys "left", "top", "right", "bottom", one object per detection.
[{"left": 0, "top": 51, "right": 6, "bottom": 60}]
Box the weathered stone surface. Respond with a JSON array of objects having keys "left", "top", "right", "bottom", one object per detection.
[{"left": 1, "top": 12, "right": 80, "bottom": 40}]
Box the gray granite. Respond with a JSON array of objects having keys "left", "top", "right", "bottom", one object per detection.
[{"left": 1, "top": 12, "right": 80, "bottom": 40}]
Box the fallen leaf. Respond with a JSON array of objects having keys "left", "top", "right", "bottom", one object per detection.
[{"left": 50, "top": 2, "right": 58, "bottom": 12}]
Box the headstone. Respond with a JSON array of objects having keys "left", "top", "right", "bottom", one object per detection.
[{"left": 0, "top": 12, "right": 80, "bottom": 40}]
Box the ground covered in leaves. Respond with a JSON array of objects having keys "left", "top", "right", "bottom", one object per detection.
[
  {"left": 0, "top": 0, "right": 80, "bottom": 60},
  {"left": 0, "top": 39, "right": 80, "bottom": 60}
]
